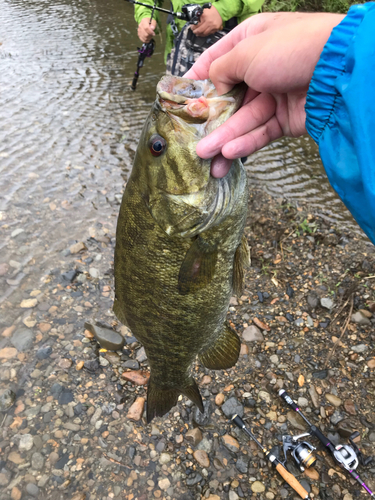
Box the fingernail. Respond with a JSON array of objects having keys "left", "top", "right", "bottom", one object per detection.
[{"left": 210, "top": 154, "right": 232, "bottom": 178}]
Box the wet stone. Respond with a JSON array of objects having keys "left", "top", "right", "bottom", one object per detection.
[
  {"left": 351, "top": 344, "right": 368, "bottom": 353},
  {"left": 351, "top": 312, "right": 371, "bottom": 325},
  {"left": 26, "top": 483, "right": 39, "bottom": 497},
  {"left": 61, "top": 270, "right": 78, "bottom": 282},
  {"left": 312, "top": 370, "right": 327, "bottom": 379},
  {"left": 251, "top": 481, "right": 265, "bottom": 493},
  {"left": 123, "top": 360, "right": 140, "bottom": 370},
  {"left": 186, "top": 428, "right": 203, "bottom": 446},
  {"left": 11, "top": 328, "right": 34, "bottom": 351},
  {"left": 19, "top": 434, "right": 34, "bottom": 451},
  {"left": 242, "top": 325, "right": 264, "bottom": 342},
  {"left": 222, "top": 435, "right": 240, "bottom": 453},
  {"left": 326, "top": 394, "right": 342, "bottom": 407},
  {"left": 0, "top": 389, "right": 16, "bottom": 412},
  {"left": 84, "top": 359, "right": 100, "bottom": 372},
  {"left": 221, "top": 397, "right": 244, "bottom": 418},
  {"left": 50, "top": 383, "right": 63, "bottom": 399},
  {"left": 193, "top": 400, "right": 211, "bottom": 426},
  {"left": 55, "top": 453, "right": 69, "bottom": 469},
  {"left": 236, "top": 457, "right": 248, "bottom": 473},
  {"left": 136, "top": 346, "right": 147, "bottom": 362},
  {"left": 186, "top": 473, "right": 202, "bottom": 486},
  {"left": 287, "top": 411, "right": 306, "bottom": 431},
  {"left": 31, "top": 452, "right": 44, "bottom": 470},
  {"left": 286, "top": 313, "right": 294, "bottom": 322},
  {"left": 36, "top": 346, "right": 52, "bottom": 359},
  {"left": 307, "top": 294, "right": 319, "bottom": 310},
  {"left": 321, "top": 297, "right": 334, "bottom": 310},
  {"left": 85, "top": 322, "right": 124, "bottom": 351},
  {"left": 58, "top": 389, "right": 74, "bottom": 405}
]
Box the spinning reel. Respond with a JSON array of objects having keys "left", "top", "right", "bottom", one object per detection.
[{"left": 282, "top": 433, "right": 317, "bottom": 471}]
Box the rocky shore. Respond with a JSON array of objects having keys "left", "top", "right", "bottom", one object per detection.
[{"left": 0, "top": 187, "right": 374, "bottom": 500}]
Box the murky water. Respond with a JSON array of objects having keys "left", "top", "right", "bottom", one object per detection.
[{"left": 0, "top": 0, "right": 362, "bottom": 317}]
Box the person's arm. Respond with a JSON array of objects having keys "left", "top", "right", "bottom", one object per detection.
[
  {"left": 134, "top": 0, "right": 161, "bottom": 43},
  {"left": 306, "top": 3, "right": 375, "bottom": 245}
]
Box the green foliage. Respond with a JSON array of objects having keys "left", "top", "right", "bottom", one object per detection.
[{"left": 263, "top": 0, "right": 365, "bottom": 13}]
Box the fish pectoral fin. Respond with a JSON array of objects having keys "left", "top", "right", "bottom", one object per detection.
[
  {"left": 199, "top": 322, "right": 240, "bottom": 370},
  {"left": 233, "top": 235, "right": 251, "bottom": 296},
  {"left": 147, "top": 376, "right": 203, "bottom": 423},
  {"left": 178, "top": 237, "right": 218, "bottom": 295}
]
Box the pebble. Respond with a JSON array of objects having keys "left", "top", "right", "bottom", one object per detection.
[
  {"left": 85, "top": 322, "right": 124, "bottom": 350},
  {"left": 136, "top": 346, "right": 147, "bottom": 362},
  {"left": 89, "top": 267, "right": 99, "bottom": 278},
  {"left": 19, "top": 434, "right": 34, "bottom": 451},
  {"left": 0, "top": 389, "right": 16, "bottom": 411},
  {"left": 193, "top": 450, "right": 209, "bottom": 467},
  {"left": 0, "top": 347, "right": 17, "bottom": 359},
  {"left": 122, "top": 370, "right": 150, "bottom": 385},
  {"left": 11, "top": 328, "right": 34, "bottom": 351},
  {"left": 242, "top": 325, "right": 264, "bottom": 342},
  {"left": 8, "top": 452, "right": 24, "bottom": 464},
  {"left": 36, "top": 346, "right": 52, "bottom": 359},
  {"left": 269, "top": 354, "right": 279, "bottom": 364},
  {"left": 325, "top": 394, "right": 342, "bottom": 407},
  {"left": 20, "top": 298, "right": 38, "bottom": 308},
  {"left": 368, "top": 358, "right": 375, "bottom": 369},
  {"left": 90, "top": 407, "right": 102, "bottom": 426},
  {"left": 70, "top": 241, "right": 87, "bottom": 254},
  {"left": 158, "top": 478, "right": 171, "bottom": 491},
  {"left": 307, "top": 294, "right": 319, "bottom": 310},
  {"left": 186, "top": 428, "right": 203, "bottom": 446},
  {"left": 127, "top": 397, "right": 145, "bottom": 421},
  {"left": 31, "top": 452, "right": 45, "bottom": 470},
  {"left": 351, "top": 312, "right": 371, "bottom": 325},
  {"left": 58, "top": 358, "right": 72, "bottom": 369},
  {"left": 308, "top": 385, "right": 319, "bottom": 408},
  {"left": 287, "top": 411, "right": 306, "bottom": 430},
  {"left": 222, "top": 435, "right": 240, "bottom": 452},
  {"left": 351, "top": 343, "right": 368, "bottom": 353},
  {"left": 159, "top": 453, "right": 171, "bottom": 464},
  {"left": 11, "top": 487, "right": 22, "bottom": 500},
  {"left": 298, "top": 397, "right": 309, "bottom": 407},
  {"left": 258, "top": 391, "right": 271, "bottom": 404},
  {"left": 344, "top": 400, "right": 357, "bottom": 415},
  {"left": 304, "top": 468, "right": 319, "bottom": 480},
  {"left": 321, "top": 297, "right": 334, "bottom": 309},
  {"left": 26, "top": 483, "right": 39, "bottom": 497},
  {"left": 215, "top": 393, "right": 225, "bottom": 405},
  {"left": 58, "top": 389, "right": 74, "bottom": 405},
  {"left": 221, "top": 397, "right": 244, "bottom": 418},
  {"left": 251, "top": 481, "right": 265, "bottom": 493}
]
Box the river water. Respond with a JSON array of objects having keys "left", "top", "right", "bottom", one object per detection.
[{"left": 0, "top": 0, "right": 361, "bottom": 321}]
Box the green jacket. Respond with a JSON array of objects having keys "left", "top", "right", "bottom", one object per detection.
[{"left": 134, "top": 0, "right": 265, "bottom": 62}]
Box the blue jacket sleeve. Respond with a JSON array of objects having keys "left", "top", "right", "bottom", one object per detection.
[{"left": 305, "top": 3, "right": 375, "bottom": 245}]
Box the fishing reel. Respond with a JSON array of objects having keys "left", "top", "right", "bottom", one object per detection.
[
  {"left": 283, "top": 433, "right": 317, "bottom": 472},
  {"left": 181, "top": 3, "right": 211, "bottom": 25}
]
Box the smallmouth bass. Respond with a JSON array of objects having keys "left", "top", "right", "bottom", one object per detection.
[{"left": 114, "top": 76, "right": 250, "bottom": 423}]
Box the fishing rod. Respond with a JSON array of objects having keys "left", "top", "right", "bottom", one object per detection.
[
  {"left": 279, "top": 389, "right": 374, "bottom": 498},
  {"left": 232, "top": 415, "right": 311, "bottom": 499},
  {"left": 127, "top": 0, "right": 211, "bottom": 89},
  {"left": 127, "top": 0, "right": 212, "bottom": 25}
]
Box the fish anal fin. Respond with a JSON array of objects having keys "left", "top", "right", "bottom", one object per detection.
[
  {"left": 233, "top": 235, "right": 251, "bottom": 296},
  {"left": 146, "top": 377, "right": 203, "bottom": 423},
  {"left": 199, "top": 322, "right": 240, "bottom": 370},
  {"left": 178, "top": 237, "right": 218, "bottom": 295}
]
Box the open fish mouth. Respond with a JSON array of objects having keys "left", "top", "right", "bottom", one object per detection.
[{"left": 156, "top": 76, "right": 246, "bottom": 133}]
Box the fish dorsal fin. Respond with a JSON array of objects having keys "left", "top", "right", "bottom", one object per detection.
[
  {"left": 233, "top": 235, "right": 251, "bottom": 297},
  {"left": 178, "top": 236, "right": 218, "bottom": 295},
  {"left": 146, "top": 376, "right": 203, "bottom": 423},
  {"left": 199, "top": 322, "right": 240, "bottom": 370}
]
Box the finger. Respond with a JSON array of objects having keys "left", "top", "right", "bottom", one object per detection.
[
  {"left": 184, "top": 15, "right": 269, "bottom": 80},
  {"left": 184, "top": 23, "right": 249, "bottom": 80},
  {"left": 222, "top": 116, "right": 283, "bottom": 159},
  {"left": 196, "top": 92, "right": 274, "bottom": 159},
  {"left": 210, "top": 154, "right": 232, "bottom": 178}
]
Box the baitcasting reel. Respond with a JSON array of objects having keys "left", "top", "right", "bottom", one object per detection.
[{"left": 283, "top": 433, "right": 317, "bottom": 472}]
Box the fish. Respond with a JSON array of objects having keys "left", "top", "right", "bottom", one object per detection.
[{"left": 114, "top": 76, "right": 250, "bottom": 423}]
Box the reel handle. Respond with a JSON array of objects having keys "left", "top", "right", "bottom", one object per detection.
[{"left": 275, "top": 463, "right": 310, "bottom": 499}]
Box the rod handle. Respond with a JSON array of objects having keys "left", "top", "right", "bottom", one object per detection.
[{"left": 275, "top": 463, "right": 309, "bottom": 499}]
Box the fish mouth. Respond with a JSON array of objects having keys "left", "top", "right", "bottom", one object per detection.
[{"left": 156, "top": 76, "right": 246, "bottom": 134}]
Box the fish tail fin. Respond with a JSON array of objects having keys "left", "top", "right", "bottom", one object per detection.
[
  {"left": 199, "top": 322, "right": 240, "bottom": 370},
  {"left": 146, "top": 376, "right": 203, "bottom": 423}
]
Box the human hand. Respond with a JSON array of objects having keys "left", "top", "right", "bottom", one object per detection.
[
  {"left": 138, "top": 18, "right": 157, "bottom": 43},
  {"left": 190, "top": 5, "right": 223, "bottom": 37},
  {"left": 184, "top": 12, "right": 345, "bottom": 177}
]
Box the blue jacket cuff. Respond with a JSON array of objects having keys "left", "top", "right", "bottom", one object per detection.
[{"left": 305, "top": 4, "right": 370, "bottom": 142}]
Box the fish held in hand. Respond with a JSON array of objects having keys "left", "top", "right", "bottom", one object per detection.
[{"left": 114, "top": 76, "right": 250, "bottom": 423}]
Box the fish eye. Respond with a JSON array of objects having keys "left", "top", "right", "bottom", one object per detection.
[{"left": 149, "top": 135, "right": 167, "bottom": 157}]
